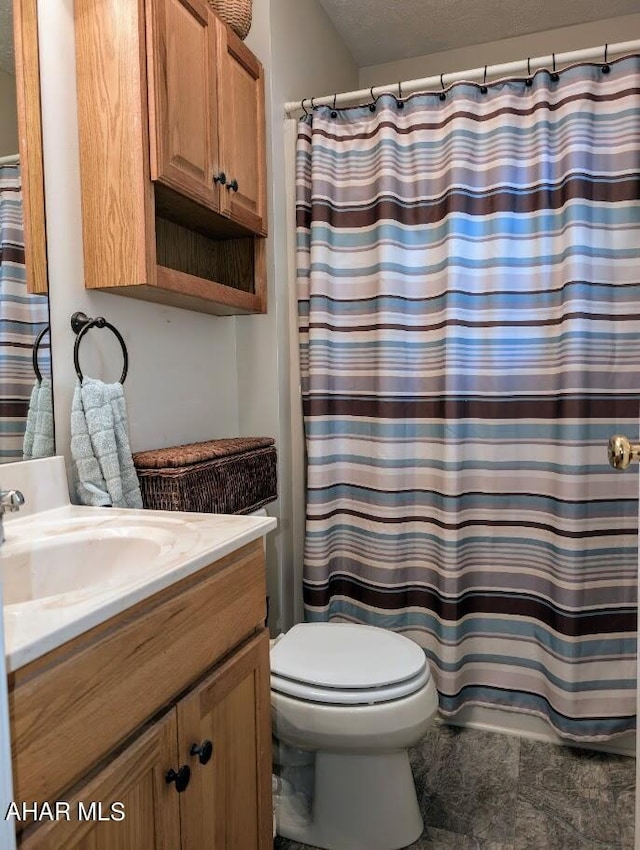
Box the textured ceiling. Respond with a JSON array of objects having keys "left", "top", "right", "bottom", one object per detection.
[
  {"left": 0, "top": 0, "right": 14, "bottom": 76},
  {"left": 1, "top": 1, "right": 637, "bottom": 79},
  {"left": 318, "top": 0, "right": 640, "bottom": 67}
]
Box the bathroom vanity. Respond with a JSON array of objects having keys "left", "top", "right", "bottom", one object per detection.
[{"left": 2, "top": 459, "right": 276, "bottom": 849}]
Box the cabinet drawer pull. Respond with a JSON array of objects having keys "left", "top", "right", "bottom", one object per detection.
[
  {"left": 227, "top": 178, "right": 239, "bottom": 192},
  {"left": 213, "top": 171, "right": 227, "bottom": 185},
  {"left": 165, "top": 765, "right": 191, "bottom": 792},
  {"left": 190, "top": 740, "right": 214, "bottom": 765}
]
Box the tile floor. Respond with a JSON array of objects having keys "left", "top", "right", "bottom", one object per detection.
[{"left": 273, "top": 722, "right": 635, "bottom": 850}]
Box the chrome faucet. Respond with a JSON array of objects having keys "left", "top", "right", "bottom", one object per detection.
[{"left": 0, "top": 490, "right": 25, "bottom": 544}]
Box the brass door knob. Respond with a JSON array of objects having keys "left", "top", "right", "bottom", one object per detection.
[{"left": 607, "top": 435, "right": 640, "bottom": 470}]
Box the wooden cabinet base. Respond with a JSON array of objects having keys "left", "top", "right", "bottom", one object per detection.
[
  {"left": 16, "top": 632, "right": 273, "bottom": 850},
  {"left": 10, "top": 541, "right": 272, "bottom": 849},
  {"left": 178, "top": 633, "right": 273, "bottom": 850}
]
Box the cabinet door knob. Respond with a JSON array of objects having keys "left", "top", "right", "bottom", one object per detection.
[
  {"left": 213, "top": 171, "right": 227, "bottom": 185},
  {"left": 165, "top": 765, "right": 191, "bottom": 792},
  {"left": 190, "top": 740, "right": 213, "bottom": 765},
  {"left": 227, "top": 178, "right": 239, "bottom": 192}
]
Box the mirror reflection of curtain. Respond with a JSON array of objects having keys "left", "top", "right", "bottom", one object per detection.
[{"left": 0, "top": 161, "right": 49, "bottom": 461}]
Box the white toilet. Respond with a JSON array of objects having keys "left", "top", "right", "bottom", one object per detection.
[{"left": 270, "top": 622, "right": 439, "bottom": 850}]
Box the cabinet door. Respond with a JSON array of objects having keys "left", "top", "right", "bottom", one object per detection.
[
  {"left": 147, "top": 0, "right": 220, "bottom": 210},
  {"left": 19, "top": 713, "right": 181, "bottom": 850},
  {"left": 216, "top": 22, "right": 267, "bottom": 235},
  {"left": 177, "top": 630, "right": 272, "bottom": 850}
]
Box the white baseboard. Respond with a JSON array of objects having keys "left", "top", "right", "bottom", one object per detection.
[{"left": 443, "top": 704, "right": 636, "bottom": 758}]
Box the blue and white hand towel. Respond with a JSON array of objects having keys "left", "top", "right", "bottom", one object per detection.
[
  {"left": 23, "top": 377, "right": 55, "bottom": 460},
  {"left": 70, "top": 377, "right": 142, "bottom": 508}
]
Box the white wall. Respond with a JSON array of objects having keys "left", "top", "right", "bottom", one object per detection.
[
  {"left": 360, "top": 13, "right": 640, "bottom": 88},
  {"left": 0, "top": 69, "right": 18, "bottom": 158},
  {"left": 239, "top": 0, "right": 358, "bottom": 631},
  {"left": 39, "top": 0, "right": 241, "bottom": 482}
]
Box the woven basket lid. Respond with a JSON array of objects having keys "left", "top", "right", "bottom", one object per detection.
[{"left": 133, "top": 437, "right": 274, "bottom": 469}]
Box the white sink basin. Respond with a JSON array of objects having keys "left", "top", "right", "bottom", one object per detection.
[
  {"left": 0, "top": 455, "right": 276, "bottom": 673},
  {"left": 1, "top": 525, "right": 178, "bottom": 606}
]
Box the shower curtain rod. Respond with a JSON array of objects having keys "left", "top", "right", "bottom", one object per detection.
[
  {"left": 284, "top": 38, "right": 640, "bottom": 115},
  {"left": 0, "top": 154, "right": 19, "bottom": 167}
]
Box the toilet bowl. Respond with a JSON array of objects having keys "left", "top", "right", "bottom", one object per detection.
[{"left": 270, "top": 622, "right": 439, "bottom": 850}]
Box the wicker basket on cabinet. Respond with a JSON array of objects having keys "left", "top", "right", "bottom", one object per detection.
[{"left": 207, "top": 0, "right": 252, "bottom": 39}]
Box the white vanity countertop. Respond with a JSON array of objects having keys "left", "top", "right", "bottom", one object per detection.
[{"left": 2, "top": 503, "right": 276, "bottom": 673}]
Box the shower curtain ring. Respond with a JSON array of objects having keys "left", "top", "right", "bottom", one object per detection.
[
  {"left": 551, "top": 53, "right": 559, "bottom": 82},
  {"left": 301, "top": 98, "right": 309, "bottom": 116},
  {"left": 369, "top": 86, "right": 377, "bottom": 112},
  {"left": 331, "top": 93, "right": 338, "bottom": 118},
  {"left": 526, "top": 57, "right": 533, "bottom": 87},
  {"left": 602, "top": 43, "right": 611, "bottom": 74},
  {"left": 439, "top": 73, "right": 446, "bottom": 100},
  {"left": 480, "top": 65, "right": 488, "bottom": 94},
  {"left": 397, "top": 81, "right": 404, "bottom": 108}
]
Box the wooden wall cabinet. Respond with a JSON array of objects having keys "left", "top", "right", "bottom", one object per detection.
[
  {"left": 74, "top": 0, "right": 268, "bottom": 316},
  {"left": 148, "top": 0, "right": 266, "bottom": 236},
  {"left": 11, "top": 540, "right": 273, "bottom": 849}
]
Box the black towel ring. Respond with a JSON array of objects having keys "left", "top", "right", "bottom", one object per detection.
[
  {"left": 71, "top": 311, "right": 128, "bottom": 384},
  {"left": 32, "top": 324, "right": 50, "bottom": 383}
]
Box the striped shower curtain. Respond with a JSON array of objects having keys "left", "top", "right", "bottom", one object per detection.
[
  {"left": 296, "top": 55, "right": 640, "bottom": 740},
  {"left": 0, "top": 163, "right": 49, "bottom": 461}
]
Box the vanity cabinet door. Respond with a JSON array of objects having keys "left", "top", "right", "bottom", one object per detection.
[
  {"left": 18, "top": 713, "right": 181, "bottom": 850},
  {"left": 216, "top": 21, "right": 267, "bottom": 236},
  {"left": 177, "top": 630, "right": 272, "bottom": 850},
  {"left": 147, "top": 0, "right": 221, "bottom": 211}
]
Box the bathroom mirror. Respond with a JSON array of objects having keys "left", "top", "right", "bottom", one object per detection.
[{"left": 0, "top": 0, "right": 54, "bottom": 463}]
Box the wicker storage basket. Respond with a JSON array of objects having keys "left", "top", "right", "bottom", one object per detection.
[
  {"left": 207, "top": 0, "right": 252, "bottom": 40},
  {"left": 133, "top": 437, "right": 276, "bottom": 515}
]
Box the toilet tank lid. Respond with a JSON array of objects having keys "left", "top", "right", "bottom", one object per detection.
[{"left": 270, "top": 623, "right": 428, "bottom": 690}]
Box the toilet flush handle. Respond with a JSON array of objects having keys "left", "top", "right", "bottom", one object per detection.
[{"left": 190, "top": 740, "right": 213, "bottom": 766}]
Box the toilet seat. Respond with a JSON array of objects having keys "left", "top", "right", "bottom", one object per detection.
[{"left": 270, "top": 622, "right": 431, "bottom": 706}]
